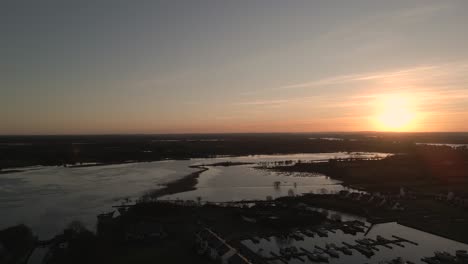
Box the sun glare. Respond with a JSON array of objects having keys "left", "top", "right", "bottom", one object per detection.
[{"left": 374, "top": 94, "right": 417, "bottom": 131}]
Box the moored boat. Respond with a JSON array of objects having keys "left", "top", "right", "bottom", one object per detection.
[{"left": 456, "top": 250, "right": 468, "bottom": 259}]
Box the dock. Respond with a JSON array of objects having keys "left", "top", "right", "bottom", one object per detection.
[
  {"left": 357, "top": 235, "right": 417, "bottom": 249},
  {"left": 392, "top": 235, "right": 419, "bottom": 245},
  {"left": 267, "top": 251, "right": 307, "bottom": 263},
  {"left": 343, "top": 242, "right": 374, "bottom": 257},
  {"left": 269, "top": 252, "right": 288, "bottom": 264}
]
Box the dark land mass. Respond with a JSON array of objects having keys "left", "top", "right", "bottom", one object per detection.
[
  {"left": 11, "top": 200, "right": 326, "bottom": 264},
  {"left": 6, "top": 192, "right": 468, "bottom": 264},
  {"left": 0, "top": 225, "right": 35, "bottom": 264},
  {"left": 0, "top": 169, "right": 21, "bottom": 174},
  {"left": 141, "top": 165, "right": 208, "bottom": 199},
  {"left": 1, "top": 132, "right": 468, "bottom": 169},
  {"left": 266, "top": 146, "right": 468, "bottom": 195}
]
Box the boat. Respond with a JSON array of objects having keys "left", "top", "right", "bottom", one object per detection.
[
  {"left": 336, "top": 246, "right": 353, "bottom": 255},
  {"left": 270, "top": 251, "right": 288, "bottom": 263},
  {"left": 354, "top": 245, "right": 374, "bottom": 257},
  {"left": 97, "top": 211, "right": 115, "bottom": 221},
  {"left": 315, "top": 245, "right": 339, "bottom": 258},
  {"left": 306, "top": 253, "right": 321, "bottom": 262},
  {"left": 393, "top": 242, "right": 405, "bottom": 248},
  {"left": 325, "top": 243, "right": 336, "bottom": 249},
  {"left": 315, "top": 251, "right": 329, "bottom": 262},
  {"left": 279, "top": 248, "right": 291, "bottom": 260},
  {"left": 388, "top": 257, "right": 408, "bottom": 264},
  {"left": 421, "top": 257, "right": 441, "bottom": 264},
  {"left": 292, "top": 231, "right": 304, "bottom": 240},
  {"left": 280, "top": 246, "right": 298, "bottom": 256},
  {"left": 392, "top": 235, "right": 418, "bottom": 245},
  {"left": 434, "top": 251, "right": 454, "bottom": 262},
  {"left": 376, "top": 235, "right": 391, "bottom": 243},
  {"left": 312, "top": 248, "right": 329, "bottom": 262},
  {"left": 302, "top": 229, "right": 315, "bottom": 237},
  {"left": 250, "top": 236, "right": 260, "bottom": 244},
  {"left": 196, "top": 245, "right": 207, "bottom": 255},
  {"left": 341, "top": 225, "right": 357, "bottom": 235},
  {"left": 289, "top": 246, "right": 298, "bottom": 254},
  {"left": 315, "top": 228, "right": 328, "bottom": 237},
  {"left": 353, "top": 220, "right": 366, "bottom": 226},
  {"left": 117, "top": 207, "right": 127, "bottom": 215},
  {"left": 343, "top": 247, "right": 353, "bottom": 255},
  {"left": 356, "top": 238, "right": 373, "bottom": 246},
  {"left": 300, "top": 247, "right": 319, "bottom": 262},
  {"left": 456, "top": 250, "right": 468, "bottom": 259},
  {"left": 353, "top": 225, "right": 365, "bottom": 233},
  {"left": 326, "top": 248, "right": 339, "bottom": 258}
]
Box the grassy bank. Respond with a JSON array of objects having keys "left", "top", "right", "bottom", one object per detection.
[{"left": 141, "top": 166, "right": 209, "bottom": 200}]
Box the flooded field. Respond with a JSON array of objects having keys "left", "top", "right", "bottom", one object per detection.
[
  {"left": 0, "top": 152, "right": 386, "bottom": 238},
  {"left": 416, "top": 142, "right": 468, "bottom": 148}
]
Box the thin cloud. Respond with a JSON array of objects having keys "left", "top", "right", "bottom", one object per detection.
[{"left": 279, "top": 65, "right": 440, "bottom": 89}]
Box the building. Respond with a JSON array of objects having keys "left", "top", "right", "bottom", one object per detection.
[
  {"left": 195, "top": 228, "right": 253, "bottom": 264},
  {"left": 125, "top": 221, "right": 167, "bottom": 242}
]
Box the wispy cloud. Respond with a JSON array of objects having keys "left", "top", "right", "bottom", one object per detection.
[
  {"left": 230, "top": 60, "right": 468, "bottom": 131},
  {"left": 279, "top": 65, "right": 440, "bottom": 89}
]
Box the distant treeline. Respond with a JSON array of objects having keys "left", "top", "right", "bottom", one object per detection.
[{"left": 1, "top": 132, "right": 467, "bottom": 169}]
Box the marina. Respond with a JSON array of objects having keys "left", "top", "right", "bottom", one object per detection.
[{"left": 240, "top": 211, "right": 468, "bottom": 264}]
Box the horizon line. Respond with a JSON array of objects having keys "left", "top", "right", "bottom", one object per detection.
[{"left": 1, "top": 131, "right": 468, "bottom": 137}]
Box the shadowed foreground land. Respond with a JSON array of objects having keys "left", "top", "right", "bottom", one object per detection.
[
  {"left": 3, "top": 194, "right": 468, "bottom": 264},
  {"left": 5, "top": 201, "right": 325, "bottom": 264}
]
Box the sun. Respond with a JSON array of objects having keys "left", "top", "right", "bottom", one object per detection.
[{"left": 374, "top": 94, "right": 417, "bottom": 131}]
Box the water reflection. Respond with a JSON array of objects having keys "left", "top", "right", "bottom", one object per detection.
[
  {"left": 242, "top": 215, "right": 468, "bottom": 264},
  {"left": 163, "top": 164, "right": 356, "bottom": 202},
  {"left": 0, "top": 152, "right": 386, "bottom": 238}
]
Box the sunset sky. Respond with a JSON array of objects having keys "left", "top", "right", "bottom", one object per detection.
[{"left": 2, "top": 0, "right": 468, "bottom": 134}]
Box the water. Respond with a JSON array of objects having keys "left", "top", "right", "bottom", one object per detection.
[
  {"left": 2, "top": 151, "right": 467, "bottom": 258},
  {"left": 0, "top": 152, "right": 386, "bottom": 238},
  {"left": 242, "top": 215, "right": 468, "bottom": 264},
  {"left": 163, "top": 152, "right": 387, "bottom": 202},
  {"left": 0, "top": 160, "right": 195, "bottom": 238},
  {"left": 163, "top": 165, "right": 354, "bottom": 202},
  {"left": 416, "top": 142, "right": 468, "bottom": 148}
]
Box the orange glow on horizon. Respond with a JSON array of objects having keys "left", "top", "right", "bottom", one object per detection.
[{"left": 373, "top": 93, "right": 419, "bottom": 132}]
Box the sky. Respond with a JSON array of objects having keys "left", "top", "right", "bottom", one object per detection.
[{"left": 1, "top": 0, "right": 468, "bottom": 134}]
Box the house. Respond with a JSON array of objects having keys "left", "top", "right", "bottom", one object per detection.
[
  {"left": 227, "top": 253, "right": 253, "bottom": 264},
  {"left": 195, "top": 228, "right": 251, "bottom": 264},
  {"left": 0, "top": 242, "right": 6, "bottom": 259},
  {"left": 125, "top": 222, "right": 167, "bottom": 242}
]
